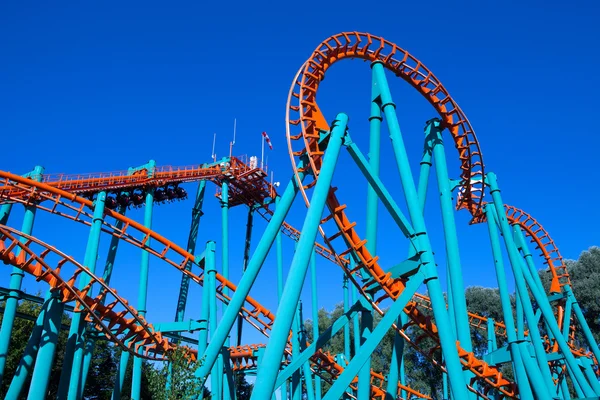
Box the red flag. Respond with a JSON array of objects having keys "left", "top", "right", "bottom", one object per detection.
[{"left": 262, "top": 131, "right": 273, "bottom": 150}]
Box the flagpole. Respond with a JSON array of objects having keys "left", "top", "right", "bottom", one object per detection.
[{"left": 261, "top": 134, "right": 264, "bottom": 170}]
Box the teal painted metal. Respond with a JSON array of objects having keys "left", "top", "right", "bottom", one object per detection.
[
  {"left": 5, "top": 294, "right": 48, "bottom": 398},
  {"left": 297, "top": 302, "right": 315, "bottom": 400},
  {"left": 205, "top": 240, "right": 222, "bottom": 399},
  {"left": 176, "top": 179, "right": 207, "bottom": 324},
  {"left": 386, "top": 312, "right": 408, "bottom": 400},
  {"left": 321, "top": 274, "right": 422, "bottom": 400},
  {"left": 195, "top": 165, "right": 306, "bottom": 380},
  {"left": 487, "top": 318, "right": 497, "bottom": 353},
  {"left": 237, "top": 206, "right": 254, "bottom": 347},
  {"left": 198, "top": 245, "right": 212, "bottom": 356},
  {"left": 309, "top": 250, "right": 321, "bottom": 399},
  {"left": 153, "top": 320, "right": 207, "bottom": 333},
  {"left": 483, "top": 203, "right": 534, "bottom": 399},
  {"left": 291, "top": 301, "right": 301, "bottom": 400},
  {"left": 371, "top": 62, "right": 470, "bottom": 398},
  {"left": 112, "top": 350, "right": 130, "bottom": 400},
  {"left": 58, "top": 189, "right": 107, "bottom": 400},
  {"left": 276, "top": 194, "right": 287, "bottom": 400},
  {"left": 250, "top": 114, "right": 348, "bottom": 400},
  {"left": 428, "top": 119, "right": 473, "bottom": 356},
  {"left": 220, "top": 180, "right": 234, "bottom": 400},
  {"left": 27, "top": 293, "right": 62, "bottom": 399},
  {"left": 131, "top": 161, "right": 156, "bottom": 400},
  {"left": 342, "top": 275, "right": 350, "bottom": 362},
  {"left": 487, "top": 173, "right": 596, "bottom": 397},
  {"left": 0, "top": 165, "right": 43, "bottom": 383}
]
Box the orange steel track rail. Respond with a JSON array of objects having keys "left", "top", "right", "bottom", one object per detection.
[{"left": 0, "top": 172, "right": 429, "bottom": 400}]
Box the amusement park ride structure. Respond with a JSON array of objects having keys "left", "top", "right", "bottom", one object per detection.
[{"left": 0, "top": 32, "right": 598, "bottom": 400}]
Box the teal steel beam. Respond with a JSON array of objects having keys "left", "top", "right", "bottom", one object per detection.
[
  {"left": 276, "top": 195, "right": 288, "bottom": 400},
  {"left": 364, "top": 61, "right": 470, "bottom": 397},
  {"left": 206, "top": 240, "right": 222, "bottom": 399},
  {"left": 291, "top": 302, "right": 301, "bottom": 400},
  {"left": 131, "top": 161, "right": 156, "bottom": 400},
  {"left": 112, "top": 349, "right": 130, "bottom": 400},
  {"left": 220, "top": 180, "right": 234, "bottom": 400},
  {"left": 484, "top": 203, "right": 536, "bottom": 399},
  {"left": 175, "top": 179, "right": 207, "bottom": 324},
  {"left": 0, "top": 165, "right": 43, "bottom": 382},
  {"left": 153, "top": 320, "right": 207, "bottom": 333},
  {"left": 309, "top": 249, "right": 321, "bottom": 399},
  {"left": 250, "top": 114, "right": 348, "bottom": 400},
  {"left": 428, "top": 119, "right": 473, "bottom": 356},
  {"left": 79, "top": 204, "right": 127, "bottom": 396},
  {"left": 342, "top": 275, "right": 350, "bottom": 362},
  {"left": 195, "top": 163, "right": 307, "bottom": 380},
  {"left": 357, "top": 68, "right": 381, "bottom": 400},
  {"left": 27, "top": 292, "right": 62, "bottom": 400},
  {"left": 487, "top": 173, "right": 595, "bottom": 397},
  {"left": 58, "top": 190, "right": 107, "bottom": 400},
  {"left": 237, "top": 206, "right": 254, "bottom": 347},
  {"left": 321, "top": 274, "right": 422, "bottom": 400},
  {"left": 487, "top": 318, "right": 497, "bottom": 353}
]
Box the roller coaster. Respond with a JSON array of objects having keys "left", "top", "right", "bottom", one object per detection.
[{"left": 0, "top": 32, "right": 598, "bottom": 400}]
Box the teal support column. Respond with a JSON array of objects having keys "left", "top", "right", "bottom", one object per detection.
[
  {"left": 487, "top": 318, "right": 497, "bottom": 353},
  {"left": 309, "top": 250, "right": 321, "bottom": 399},
  {"left": 562, "top": 297, "right": 573, "bottom": 340},
  {"left": 580, "top": 357, "right": 600, "bottom": 394},
  {"left": 237, "top": 206, "right": 254, "bottom": 347},
  {"left": 112, "top": 350, "right": 130, "bottom": 400},
  {"left": 322, "top": 275, "right": 422, "bottom": 400},
  {"left": 297, "top": 302, "right": 315, "bottom": 400},
  {"left": 443, "top": 369, "right": 449, "bottom": 400},
  {"left": 0, "top": 165, "right": 43, "bottom": 382},
  {"left": 5, "top": 292, "right": 50, "bottom": 399},
  {"left": 78, "top": 204, "right": 127, "bottom": 397},
  {"left": 559, "top": 375, "right": 572, "bottom": 400},
  {"left": 565, "top": 284, "right": 600, "bottom": 368},
  {"left": 291, "top": 303, "right": 301, "bottom": 400},
  {"left": 357, "top": 62, "right": 381, "bottom": 400},
  {"left": 220, "top": 180, "right": 234, "bottom": 400},
  {"left": 176, "top": 180, "right": 207, "bottom": 324},
  {"left": 484, "top": 204, "right": 535, "bottom": 399},
  {"left": 487, "top": 174, "right": 595, "bottom": 397},
  {"left": 27, "top": 292, "right": 62, "bottom": 399},
  {"left": 276, "top": 195, "right": 287, "bottom": 400},
  {"left": 428, "top": 119, "right": 473, "bottom": 355},
  {"left": 371, "top": 61, "right": 470, "bottom": 399},
  {"left": 195, "top": 166, "right": 306, "bottom": 380},
  {"left": 205, "top": 241, "right": 222, "bottom": 399},
  {"left": 516, "top": 291, "right": 524, "bottom": 340},
  {"left": 250, "top": 114, "right": 348, "bottom": 400},
  {"left": 342, "top": 275, "right": 350, "bottom": 361},
  {"left": 58, "top": 190, "right": 106, "bottom": 400},
  {"left": 131, "top": 162, "right": 156, "bottom": 400}
]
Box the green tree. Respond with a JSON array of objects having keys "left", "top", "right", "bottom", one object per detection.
[
  {"left": 235, "top": 372, "right": 253, "bottom": 400},
  {"left": 146, "top": 346, "right": 210, "bottom": 400}
]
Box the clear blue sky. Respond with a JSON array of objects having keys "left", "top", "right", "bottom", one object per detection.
[{"left": 1, "top": 1, "right": 599, "bottom": 352}]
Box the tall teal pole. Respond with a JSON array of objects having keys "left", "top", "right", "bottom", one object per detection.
[
  {"left": 195, "top": 166, "right": 306, "bottom": 380},
  {"left": 220, "top": 180, "right": 234, "bottom": 400},
  {"left": 276, "top": 196, "right": 288, "bottom": 400},
  {"left": 564, "top": 284, "right": 600, "bottom": 365},
  {"left": 0, "top": 165, "right": 43, "bottom": 382},
  {"left": 59, "top": 190, "right": 107, "bottom": 400},
  {"left": 356, "top": 61, "right": 381, "bottom": 400},
  {"left": 428, "top": 119, "right": 473, "bottom": 356},
  {"left": 131, "top": 161, "right": 156, "bottom": 400},
  {"left": 309, "top": 249, "right": 321, "bottom": 399},
  {"left": 484, "top": 204, "right": 536, "bottom": 399},
  {"left": 487, "top": 173, "right": 595, "bottom": 397},
  {"left": 250, "top": 114, "right": 348, "bottom": 400},
  {"left": 205, "top": 240, "right": 222, "bottom": 399},
  {"left": 291, "top": 302, "right": 301, "bottom": 400},
  {"left": 176, "top": 180, "right": 206, "bottom": 324},
  {"left": 111, "top": 349, "right": 130, "bottom": 400},
  {"left": 371, "top": 62, "right": 470, "bottom": 398},
  {"left": 27, "top": 292, "right": 62, "bottom": 400},
  {"left": 342, "top": 275, "right": 350, "bottom": 361}
]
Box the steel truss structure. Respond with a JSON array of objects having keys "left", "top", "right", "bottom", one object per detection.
[{"left": 0, "top": 32, "right": 598, "bottom": 400}]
